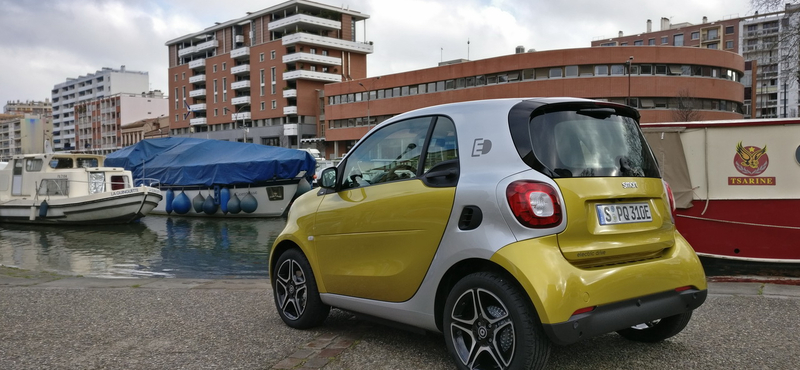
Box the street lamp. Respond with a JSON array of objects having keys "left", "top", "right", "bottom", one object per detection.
[
  {"left": 626, "top": 56, "right": 634, "bottom": 106},
  {"left": 223, "top": 104, "right": 250, "bottom": 142}
]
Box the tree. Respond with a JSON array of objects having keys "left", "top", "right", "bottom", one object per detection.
[{"left": 672, "top": 89, "right": 702, "bottom": 122}]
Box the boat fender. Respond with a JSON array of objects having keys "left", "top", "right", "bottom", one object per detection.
[
  {"left": 241, "top": 192, "right": 258, "bottom": 213},
  {"left": 220, "top": 187, "right": 230, "bottom": 214},
  {"left": 165, "top": 189, "right": 175, "bottom": 214},
  {"left": 228, "top": 193, "right": 241, "bottom": 214},
  {"left": 192, "top": 193, "right": 205, "bottom": 213},
  {"left": 39, "top": 200, "right": 49, "bottom": 218},
  {"left": 173, "top": 191, "right": 191, "bottom": 214},
  {"left": 202, "top": 193, "right": 218, "bottom": 215}
]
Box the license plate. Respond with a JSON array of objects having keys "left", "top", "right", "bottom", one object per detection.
[{"left": 596, "top": 203, "right": 652, "bottom": 225}]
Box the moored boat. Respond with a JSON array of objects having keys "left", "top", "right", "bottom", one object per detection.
[
  {"left": 642, "top": 118, "right": 800, "bottom": 263},
  {"left": 0, "top": 153, "right": 162, "bottom": 224},
  {"left": 105, "top": 137, "right": 316, "bottom": 217}
]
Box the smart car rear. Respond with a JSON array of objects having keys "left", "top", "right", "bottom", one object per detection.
[{"left": 269, "top": 97, "right": 707, "bottom": 370}]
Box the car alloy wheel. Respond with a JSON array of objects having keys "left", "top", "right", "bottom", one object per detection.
[
  {"left": 273, "top": 248, "right": 329, "bottom": 329},
  {"left": 444, "top": 272, "right": 550, "bottom": 370}
]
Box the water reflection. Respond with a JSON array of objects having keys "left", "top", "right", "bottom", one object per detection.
[{"left": 0, "top": 216, "right": 285, "bottom": 279}]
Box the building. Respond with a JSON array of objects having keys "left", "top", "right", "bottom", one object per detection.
[
  {"left": 0, "top": 115, "right": 51, "bottom": 161},
  {"left": 51, "top": 66, "right": 150, "bottom": 151},
  {"left": 591, "top": 5, "right": 800, "bottom": 119},
  {"left": 165, "top": 0, "right": 372, "bottom": 149},
  {"left": 72, "top": 91, "right": 169, "bottom": 155},
  {"left": 320, "top": 47, "right": 744, "bottom": 159},
  {"left": 4, "top": 99, "right": 52, "bottom": 116},
  {"left": 121, "top": 115, "right": 170, "bottom": 146}
]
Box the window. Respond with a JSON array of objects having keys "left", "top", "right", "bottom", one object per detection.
[
  {"left": 270, "top": 50, "right": 276, "bottom": 60},
  {"left": 725, "top": 26, "right": 734, "bottom": 34},
  {"left": 674, "top": 34, "right": 684, "bottom": 46},
  {"left": 424, "top": 117, "right": 458, "bottom": 173},
  {"left": 445, "top": 80, "right": 455, "bottom": 89},
  {"left": 639, "top": 65, "right": 652, "bottom": 75},
  {"left": 691, "top": 32, "right": 699, "bottom": 40},
  {"left": 340, "top": 117, "right": 433, "bottom": 189},
  {"left": 182, "top": 72, "right": 185, "bottom": 80},
  {"left": 610, "top": 65, "right": 625, "bottom": 75},
  {"left": 260, "top": 69, "right": 265, "bottom": 96},
  {"left": 726, "top": 40, "right": 734, "bottom": 49},
  {"left": 259, "top": 53, "right": 265, "bottom": 62},
  {"left": 549, "top": 68, "right": 562, "bottom": 78},
  {"left": 661, "top": 36, "right": 668, "bottom": 44},
  {"left": 634, "top": 40, "right": 643, "bottom": 46},
  {"left": 272, "top": 100, "right": 277, "bottom": 109},
  {"left": 655, "top": 65, "right": 668, "bottom": 75},
  {"left": 707, "top": 29, "right": 719, "bottom": 40},
  {"left": 174, "top": 74, "right": 177, "bottom": 81},
  {"left": 222, "top": 62, "right": 227, "bottom": 70},
  {"left": 271, "top": 67, "right": 276, "bottom": 94},
  {"left": 261, "top": 102, "right": 266, "bottom": 111},
  {"left": 648, "top": 38, "right": 655, "bottom": 45},
  {"left": 310, "top": 48, "right": 316, "bottom": 54},
  {"left": 213, "top": 64, "right": 218, "bottom": 73},
  {"left": 222, "top": 77, "right": 227, "bottom": 102},
  {"left": 594, "top": 65, "right": 609, "bottom": 76},
  {"left": 26, "top": 159, "right": 43, "bottom": 171},
  {"left": 708, "top": 43, "right": 718, "bottom": 49}
]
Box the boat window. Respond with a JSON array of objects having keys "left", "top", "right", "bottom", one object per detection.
[
  {"left": 39, "top": 179, "right": 69, "bottom": 196},
  {"left": 50, "top": 158, "right": 74, "bottom": 169},
  {"left": 78, "top": 158, "right": 99, "bottom": 168},
  {"left": 26, "top": 159, "right": 43, "bottom": 172}
]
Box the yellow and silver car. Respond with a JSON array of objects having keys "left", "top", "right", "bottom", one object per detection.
[{"left": 269, "top": 98, "right": 707, "bottom": 370}]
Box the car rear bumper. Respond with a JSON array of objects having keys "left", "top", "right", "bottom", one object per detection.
[{"left": 542, "top": 287, "right": 707, "bottom": 345}]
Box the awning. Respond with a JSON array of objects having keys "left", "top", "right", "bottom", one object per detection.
[{"left": 301, "top": 137, "right": 326, "bottom": 143}]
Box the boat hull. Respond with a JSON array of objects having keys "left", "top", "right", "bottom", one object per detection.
[
  {"left": 676, "top": 199, "right": 800, "bottom": 263},
  {"left": 0, "top": 187, "right": 162, "bottom": 225}
]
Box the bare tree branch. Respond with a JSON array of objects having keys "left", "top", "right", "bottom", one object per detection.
[{"left": 672, "top": 89, "right": 702, "bottom": 122}]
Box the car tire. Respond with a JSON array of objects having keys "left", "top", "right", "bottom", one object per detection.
[
  {"left": 616, "top": 311, "right": 693, "bottom": 343},
  {"left": 443, "top": 272, "right": 551, "bottom": 370},
  {"left": 273, "top": 248, "right": 330, "bottom": 329}
]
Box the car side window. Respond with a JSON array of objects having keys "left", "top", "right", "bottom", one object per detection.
[
  {"left": 341, "top": 117, "right": 433, "bottom": 189},
  {"left": 424, "top": 117, "right": 458, "bottom": 173}
]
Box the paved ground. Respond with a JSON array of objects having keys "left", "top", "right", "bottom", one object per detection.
[{"left": 1, "top": 267, "right": 799, "bottom": 369}]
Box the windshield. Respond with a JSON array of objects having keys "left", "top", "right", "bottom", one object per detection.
[{"left": 529, "top": 109, "right": 659, "bottom": 178}]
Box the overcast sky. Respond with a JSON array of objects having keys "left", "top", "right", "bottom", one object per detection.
[{"left": 1, "top": 0, "right": 758, "bottom": 108}]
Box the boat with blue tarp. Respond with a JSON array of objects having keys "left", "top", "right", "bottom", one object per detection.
[{"left": 105, "top": 137, "right": 315, "bottom": 217}]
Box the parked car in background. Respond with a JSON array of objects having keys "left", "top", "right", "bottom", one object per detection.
[{"left": 270, "top": 98, "right": 708, "bottom": 370}]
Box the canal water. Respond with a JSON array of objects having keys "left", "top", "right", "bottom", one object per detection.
[
  {"left": 1, "top": 216, "right": 797, "bottom": 279},
  {"left": 0, "top": 216, "right": 285, "bottom": 279}
]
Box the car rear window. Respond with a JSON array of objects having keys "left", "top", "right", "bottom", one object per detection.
[{"left": 529, "top": 108, "right": 659, "bottom": 178}]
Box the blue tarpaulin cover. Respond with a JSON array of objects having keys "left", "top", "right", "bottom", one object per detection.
[{"left": 105, "top": 137, "right": 316, "bottom": 186}]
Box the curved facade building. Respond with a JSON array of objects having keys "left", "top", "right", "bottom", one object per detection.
[{"left": 321, "top": 46, "right": 745, "bottom": 158}]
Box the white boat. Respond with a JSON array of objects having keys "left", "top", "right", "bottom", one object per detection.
[
  {"left": 0, "top": 153, "right": 162, "bottom": 224},
  {"left": 105, "top": 138, "right": 316, "bottom": 218}
]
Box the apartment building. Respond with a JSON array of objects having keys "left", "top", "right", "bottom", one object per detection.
[
  {"left": 165, "top": 0, "right": 372, "bottom": 147},
  {"left": 591, "top": 5, "right": 800, "bottom": 118},
  {"left": 51, "top": 66, "right": 150, "bottom": 151},
  {"left": 0, "top": 115, "right": 49, "bottom": 161},
  {"left": 4, "top": 99, "right": 52, "bottom": 116},
  {"left": 319, "top": 46, "right": 744, "bottom": 159},
  {"left": 72, "top": 91, "right": 169, "bottom": 155}
]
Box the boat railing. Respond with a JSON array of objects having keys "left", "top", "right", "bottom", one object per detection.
[
  {"left": 34, "top": 178, "right": 133, "bottom": 197},
  {"left": 135, "top": 178, "right": 162, "bottom": 188}
]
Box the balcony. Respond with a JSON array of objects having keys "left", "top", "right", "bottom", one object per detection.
[
  {"left": 283, "top": 123, "right": 299, "bottom": 136},
  {"left": 283, "top": 52, "right": 342, "bottom": 66},
  {"left": 283, "top": 106, "right": 298, "bottom": 115},
  {"left": 232, "top": 96, "right": 251, "bottom": 105},
  {"left": 189, "top": 59, "right": 206, "bottom": 70},
  {"left": 282, "top": 33, "right": 373, "bottom": 54},
  {"left": 189, "top": 74, "right": 206, "bottom": 84},
  {"left": 178, "top": 45, "right": 197, "bottom": 57},
  {"left": 231, "top": 112, "right": 251, "bottom": 121},
  {"left": 283, "top": 89, "right": 297, "bottom": 98},
  {"left": 231, "top": 80, "right": 251, "bottom": 90},
  {"left": 189, "top": 88, "right": 207, "bottom": 98},
  {"left": 190, "top": 117, "right": 207, "bottom": 126},
  {"left": 196, "top": 39, "right": 218, "bottom": 53},
  {"left": 283, "top": 70, "right": 342, "bottom": 83},
  {"left": 231, "top": 64, "right": 251, "bottom": 75},
  {"left": 189, "top": 103, "right": 207, "bottom": 112},
  {"left": 269, "top": 14, "right": 341, "bottom": 33},
  {"left": 235, "top": 35, "right": 244, "bottom": 43},
  {"left": 231, "top": 47, "right": 250, "bottom": 60}
]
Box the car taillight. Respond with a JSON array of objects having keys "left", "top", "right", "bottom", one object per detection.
[
  {"left": 506, "top": 181, "right": 562, "bottom": 228},
  {"left": 662, "top": 179, "right": 676, "bottom": 223}
]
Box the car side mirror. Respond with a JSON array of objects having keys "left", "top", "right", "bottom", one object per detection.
[{"left": 320, "top": 167, "right": 337, "bottom": 189}]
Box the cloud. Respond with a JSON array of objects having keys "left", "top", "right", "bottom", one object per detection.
[{"left": 1, "top": 0, "right": 754, "bottom": 108}]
